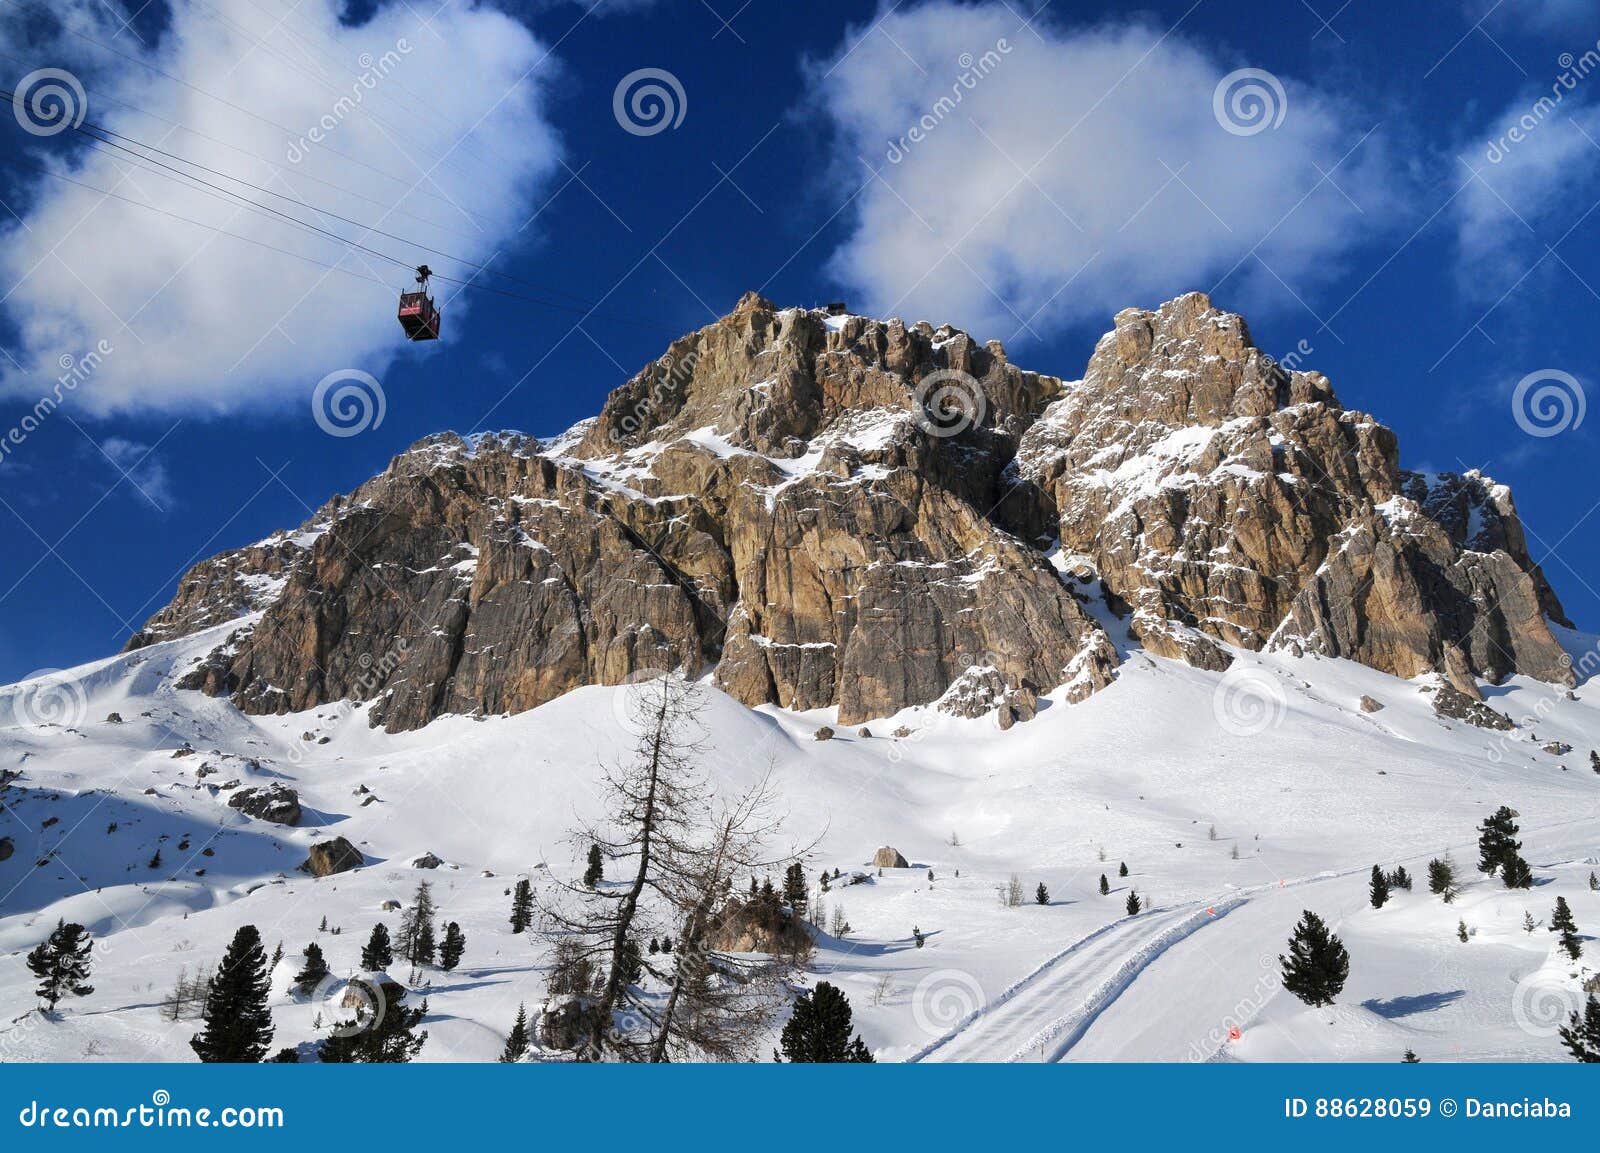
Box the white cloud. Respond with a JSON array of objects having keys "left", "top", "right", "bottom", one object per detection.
[
  {"left": 806, "top": 2, "right": 1399, "bottom": 340},
  {"left": 0, "top": 1, "right": 562, "bottom": 416},
  {"left": 98, "top": 436, "right": 173, "bottom": 508},
  {"left": 1456, "top": 94, "right": 1600, "bottom": 298}
]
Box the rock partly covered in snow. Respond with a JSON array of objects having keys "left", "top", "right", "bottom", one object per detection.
[
  {"left": 226, "top": 783, "right": 301, "bottom": 825},
  {"left": 127, "top": 291, "right": 1572, "bottom": 732},
  {"left": 302, "top": 837, "right": 363, "bottom": 877}
]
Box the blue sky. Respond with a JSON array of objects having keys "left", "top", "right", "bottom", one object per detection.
[{"left": 0, "top": 0, "right": 1597, "bottom": 683}]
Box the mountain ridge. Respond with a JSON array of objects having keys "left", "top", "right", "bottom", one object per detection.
[{"left": 125, "top": 291, "right": 1575, "bottom": 732}]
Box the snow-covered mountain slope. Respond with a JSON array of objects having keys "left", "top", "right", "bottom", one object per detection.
[{"left": 3, "top": 610, "right": 1597, "bottom": 1062}]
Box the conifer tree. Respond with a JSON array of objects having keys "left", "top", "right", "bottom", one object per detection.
[
  {"left": 776, "top": 982, "right": 874, "bottom": 1062},
  {"left": 509, "top": 878, "right": 534, "bottom": 933},
  {"left": 583, "top": 843, "right": 603, "bottom": 888},
  {"left": 1389, "top": 865, "right": 1412, "bottom": 891},
  {"left": 1558, "top": 994, "right": 1600, "bottom": 1062},
  {"left": 1099, "top": 873, "right": 1110, "bottom": 895},
  {"left": 1369, "top": 865, "right": 1390, "bottom": 909},
  {"left": 1035, "top": 882, "right": 1050, "bottom": 905},
  {"left": 1118, "top": 861, "right": 1129, "bottom": 877},
  {"left": 1523, "top": 911, "right": 1539, "bottom": 934},
  {"left": 1457, "top": 919, "right": 1469, "bottom": 942},
  {"left": 25, "top": 919, "right": 94, "bottom": 1010},
  {"left": 148, "top": 849, "right": 162, "bottom": 869},
  {"left": 293, "top": 942, "right": 329, "bottom": 996},
  {"left": 1590, "top": 870, "right": 1599, "bottom": 891},
  {"left": 1501, "top": 853, "right": 1533, "bottom": 890},
  {"left": 361, "top": 923, "right": 393, "bottom": 971},
  {"left": 397, "top": 880, "right": 437, "bottom": 966},
  {"left": 499, "top": 1003, "right": 531, "bottom": 1063},
  {"left": 1427, "top": 855, "right": 1458, "bottom": 903},
  {"left": 1551, "top": 896, "right": 1582, "bottom": 961},
  {"left": 190, "top": 924, "right": 274, "bottom": 1062},
  {"left": 782, "top": 862, "right": 808, "bottom": 914},
  {"left": 1402, "top": 1048, "right": 1420, "bottom": 1063},
  {"left": 1477, "top": 805, "right": 1521, "bottom": 875},
  {"left": 439, "top": 922, "right": 466, "bottom": 971},
  {"left": 1126, "top": 890, "right": 1142, "bottom": 916},
  {"left": 1279, "top": 910, "right": 1349, "bottom": 1007}
]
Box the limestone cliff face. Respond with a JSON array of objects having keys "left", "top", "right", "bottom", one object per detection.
[
  {"left": 1013, "top": 293, "right": 1572, "bottom": 685},
  {"left": 131, "top": 291, "right": 1574, "bottom": 731}
]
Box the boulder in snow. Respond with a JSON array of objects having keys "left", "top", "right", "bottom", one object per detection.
[
  {"left": 872, "top": 846, "right": 909, "bottom": 868},
  {"left": 302, "top": 837, "right": 363, "bottom": 877},
  {"left": 227, "top": 784, "right": 302, "bottom": 826}
]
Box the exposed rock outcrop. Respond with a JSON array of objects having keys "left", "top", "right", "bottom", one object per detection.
[
  {"left": 226, "top": 784, "right": 301, "bottom": 825},
  {"left": 873, "top": 846, "right": 909, "bottom": 868},
  {"left": 127, "top": 292, "right": 1574, "bottom": 732},
  {"left": 302, "top": 837, "right": 363, "bottom": 877}
]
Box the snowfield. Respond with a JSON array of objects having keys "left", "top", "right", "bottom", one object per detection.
[{"left": 1, "top": 612, "right": 1597, "bottom": 1063}]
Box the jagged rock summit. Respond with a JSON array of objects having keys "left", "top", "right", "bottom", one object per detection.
[{"left": 129, "top": 292, "right": 1574, "bottom": 732}]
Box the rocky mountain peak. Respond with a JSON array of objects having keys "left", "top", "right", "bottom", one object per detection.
[{"left": 128, "top": 292, "right": 1576, "bottom": 733}]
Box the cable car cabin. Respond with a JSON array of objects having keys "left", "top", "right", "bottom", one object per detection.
[{"left": 398, "top": 265, "right": 440, "bottom": 341}]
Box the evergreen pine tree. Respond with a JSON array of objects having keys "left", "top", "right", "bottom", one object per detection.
[
  {"left": 439, "top": 922, "right": 466, "bottom": 971},
  {"left": 1099, "top": 873, "right": 1110, "bottom": 895},
  {"left": 1126, "top": 890, "right": 1142, "bottom": 916},
  {"left": 1551, "top": 897, "right": 1582, "bottom": 961},
  {"left": 509, "top": 879, "right": 534, "bottom": 933},
  {"left": 361, "top": 923, "right": 393, "bottom": 971},
  {"left": 782, "top": 862, "right": 808, "bottom": 914},
  {"left": 1457, "top": 919, "right": 1470, "bottom": 942},
  {"left": 1590, "top": 870, "right": 1599, "bottom": 891},
  {"left": 1501, "top": 853, "right": 1534, "bottom": 890},
  {"left": 1369, "top": 865, "right": 1390, "bottom": 908},
  {"left": 292, "top": 942, "right": 329, "bottom": 996},
  {"left": 1279, "top": 909, "right": 1350, "bottom": 1007},
  {"left": 1389, "top": 865, "right": 1412, "bottom": 891},
  {"left": 319, "top": 983, "right": 427, "bottom": 1063},
  {"left": 190, "top": 924, "right": 274, "bottom": 1062},
  {"left": 1477, "top": 805, "right": 1521, "bottom": 875},
  {"left": 1402, "top": 1048, "right": 1420, "bottom": 1063},
  {"left": 270, "top": 941, "right": 284, "bottom": 969},
  {"left": 1523, "top": 911, "right": 1539, "bottom": 934},
  {"left": 1118, "top": 861, "right": 1129, "bottom": 877},
  {"left": 583, "top": 843, "right": 603, "bottom": 888},
  {"left": 1035, "top": 882, "right": 1049, "bottom": 905},
  {"left": 1427, "top": 855, "right": 1458, "bottom": 903},
  {"left": 1558, "top": 994, "right": 1600, "bottom": 1063},
  {"left": 499, "top": 1002, "right": 531, "bottom": 1063},
  {"left": 397, "top": 881, "right": 437, "bottom": 966},
  {"left": 648, "top": 937, "right": 660, "bottom": 955},
  {"left": 776, "top": 982, "right": 874, "bottom": 1062},
  {"left": 25, "top": 919, "right": 94, "bottom": 1010}
]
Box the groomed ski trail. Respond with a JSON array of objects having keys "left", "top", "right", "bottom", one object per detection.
[{"left": 913, "top": 895, "right": 1248, "bottom": 1063}]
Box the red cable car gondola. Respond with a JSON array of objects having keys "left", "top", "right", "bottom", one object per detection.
[{"left": 398, "top": 264, "right": 440, "bottom": 341}]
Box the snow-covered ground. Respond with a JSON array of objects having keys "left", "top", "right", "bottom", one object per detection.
[{"left": 1, "top": 616, "right": 1597, "bottom": 1062}]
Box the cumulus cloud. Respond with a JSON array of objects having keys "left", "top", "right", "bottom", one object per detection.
[
  {"left": 0, "top": 0, "right": 562, "bottom": 416},
  {"left": 1456, "top": 92, "right": 1600, "bottom": 299},
  {"left": 98, "top": 436, "right": 174, "bottom": 508},
  {"left": 806, "top": 2, "right": 1398, "bottom": 340}
]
